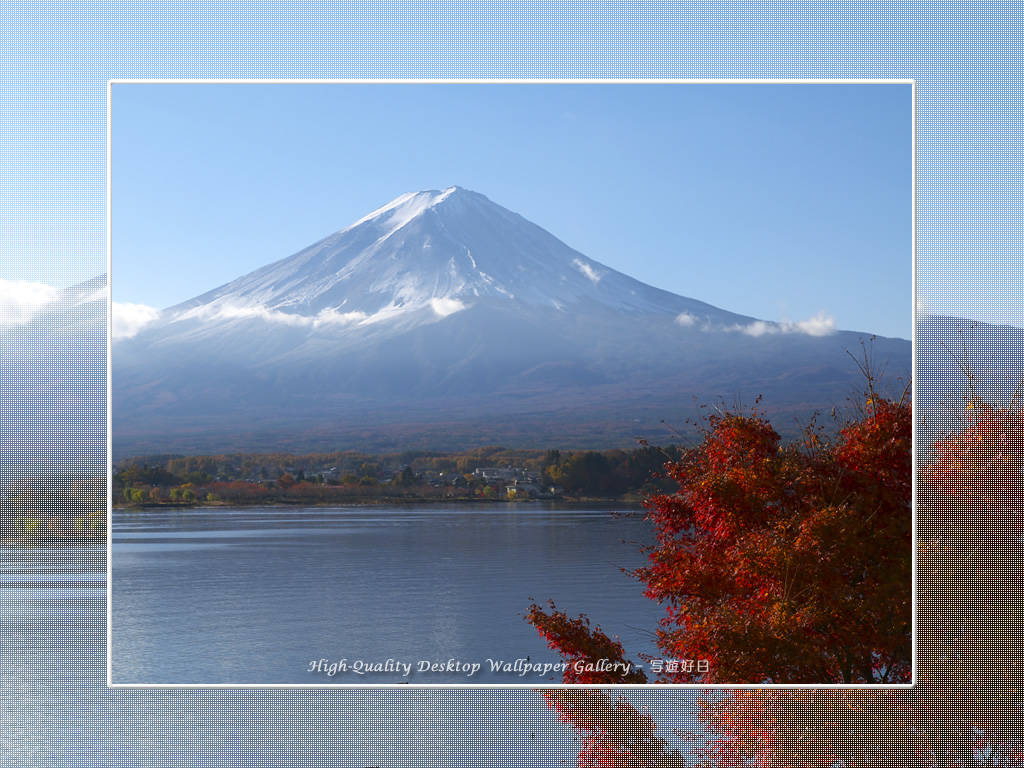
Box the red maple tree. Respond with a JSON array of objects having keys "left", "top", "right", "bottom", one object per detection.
[
  {"left": 539, "top": 390, "right": 1023, "bottom": 766},
  {"left": 541, "top": 689, "right": 687, "bottom": 768},
  {"left": 528, "top": 387, "right": 913, "bottom": 685}
]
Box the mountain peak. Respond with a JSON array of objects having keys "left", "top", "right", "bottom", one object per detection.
[
  {"left": 347, "top": 186, "right": 461, "bottom": 233},
  {"left": 163, "top": 186, "right": 744, "bottom": 335}
]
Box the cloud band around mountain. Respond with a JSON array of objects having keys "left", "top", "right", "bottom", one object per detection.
[
  {"left": 674, "top": 308, "right": 837, "bottom": 336},
  {"left": 0, "top": 279, "right": 60, "bottom": 326},
  {"left": 161, "top": 297, "right": 469, "bottom": 333},
  {"left": 731, "top": 310, "right": 837, "bottom": 337},
  {"left": 112, "top": 302, "right": 161, "bottom": 339}
]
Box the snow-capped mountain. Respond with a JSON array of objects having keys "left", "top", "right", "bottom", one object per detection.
[
  {"left": 151, "top": 186, "right": 745, "bottom": 342},
  {"left": 113, "top": 188, "right": 911, "bottom": 457}
]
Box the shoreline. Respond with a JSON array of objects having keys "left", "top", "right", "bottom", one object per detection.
[{"left": 113, "top": 495, "right": 647, "bottom": 511}]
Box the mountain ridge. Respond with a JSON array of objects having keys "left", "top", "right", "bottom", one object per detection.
[
  {"left": 113, "top": 187, "right": 912, "bottom": 458},
  {"left": 153, "top": 186, "right": 755, "bottom": 336}
]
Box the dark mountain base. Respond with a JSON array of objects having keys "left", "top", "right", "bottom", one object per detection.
[{"left": 113, "top": 352, "right": 906, "bottom": 460}]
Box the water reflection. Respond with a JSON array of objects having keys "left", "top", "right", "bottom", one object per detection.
[
  {"left": 2, "top": 511, "right": 699, "bottom": 766},
  {"left": 110, "top": 504, "right": 661, "bottom": 686}
]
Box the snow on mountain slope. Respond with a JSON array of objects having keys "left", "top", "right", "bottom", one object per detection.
[
  {"left": 113, "top": 187, "right": 911, "bottom": 457},
  {"left": 162, "top": 186, "right": 743, "bottom": 335}
]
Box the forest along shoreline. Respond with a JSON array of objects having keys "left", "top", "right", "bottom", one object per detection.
[
  {"left": 112, "top": 445, "right": 682, "bottom": 510},
  {"left": 1, "top": 476, "right": 106, "bottom": 545}
]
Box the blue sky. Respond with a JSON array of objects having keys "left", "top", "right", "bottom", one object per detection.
[{"left": 110, "top": 82, "right": 913, "bottom": 339}]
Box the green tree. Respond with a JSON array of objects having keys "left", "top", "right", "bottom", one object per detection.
[{"left": 549, "top": 451, "right": 615, "bottom": 496}]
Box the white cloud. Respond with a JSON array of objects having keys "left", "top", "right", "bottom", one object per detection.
[
  {"left": 740, "top": 320, "right": 775, "bottom": 337},
  {"left": 180, "top": 302, "right": 311, "bottom": 327},
  {"left": 212, "top": 304, "right": 309, "bottom": 326},
  {"left": 175, "top": 297, "right": 466, "bottom": 330},
  {"left": 0, "top": 279, "right": 59, "bottom": 326},
  {"left": 112, "top": 302, "right": 160, "bottom": 339},
  {"left": 793, "top": 310, "right": 836, "bottom": 336},
  {"left": 676, "top": 312, "right": 715, "bottom": 331},
  {"left": 313, "top": 308, "right": 368, "bottom": 327},
  {"left": 729, "top": 311, "right": 837, "bottom": 338},
  {"left": 430, "top": 297, "right": 466, "bottom": 318},
  {"left": 572, "top": 258, "right": 602, "bottom": 286},
  {"left": 194, "top": 303, "right": 385, "bottom": 328}
]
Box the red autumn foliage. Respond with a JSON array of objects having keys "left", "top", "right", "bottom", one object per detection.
[
  {"left": 543, "top": 391, "right": 1024, "bottom": 767},
  {"left": 640, "top": 394, "right": 912, "bottom": 684},
  {"left": 525, "top": 599, "right": 647, "bottom": 684},
  {"left": 529, "top": 391, "right": 912, "bottom": 684},
  {"left": 685, "top": 398, "right": 1024, "bottom": 765},
  {"left": 542, "top": 689, "right": 687, "bottom": 768}
]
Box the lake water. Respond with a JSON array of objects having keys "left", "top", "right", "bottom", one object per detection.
[
  {"left": 2, "top": 514, "right": 704, "bottom": 766},
  {"left": 110, "top": 503, "right": 664, "bottom": 686}
]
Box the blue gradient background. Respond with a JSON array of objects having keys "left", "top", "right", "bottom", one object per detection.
[
  {"left": 110, "top": 82, "right": 912, "bottom": 340},
  {"left": 1, "top": 3, "right": 1019, "bottom": 766}
]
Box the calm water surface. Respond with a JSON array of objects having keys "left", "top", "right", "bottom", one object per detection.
[
  {"left": 111, "top": 503, "right": 663, "bottom": 685},
  {"left": 2, "top": 529, "right": 701, "bottom": 766}
]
